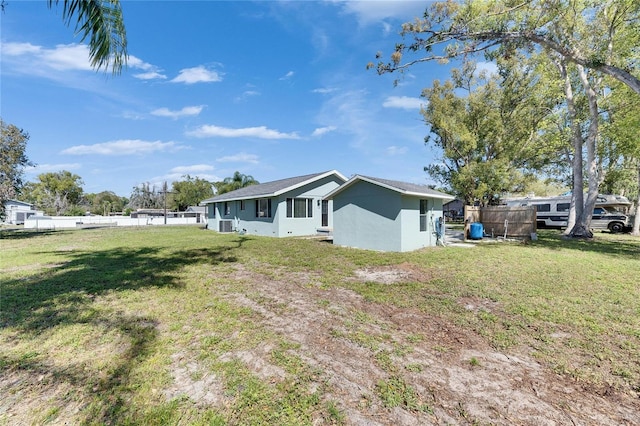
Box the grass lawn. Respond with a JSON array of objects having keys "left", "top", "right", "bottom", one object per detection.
[{"left": 1, "top": 226, "right": 639, "bottom": 425}]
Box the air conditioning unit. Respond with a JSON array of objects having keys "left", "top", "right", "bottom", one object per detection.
[{"left": 219, "top": 220, "right": 233, "bottom": 233}]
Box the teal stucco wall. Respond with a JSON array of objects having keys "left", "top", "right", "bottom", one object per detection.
[
  {"left": 332, "top": 182, "right": 445, "bottom": 252},
  {"left": 204, "top": 174, "right": 342, "bottom": 237}
]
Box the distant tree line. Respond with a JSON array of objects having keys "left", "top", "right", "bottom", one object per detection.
[{"left": 0, "top": 121, "right": 258, "bottom": 218}]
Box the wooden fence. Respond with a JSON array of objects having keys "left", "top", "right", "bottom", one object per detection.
[{"left": 463, "top": 205, "right": 536, "bottom": 238}]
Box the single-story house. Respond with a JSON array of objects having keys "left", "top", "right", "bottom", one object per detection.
[
  {"left": 324, "top": 175, "right": 454, "bottom": 252},
  {"left": 199, "top": 170, "right": 347, "bottom": 237},
  {"left": 184, "top": 206, "right": 206, "bottom": 223},
  {"left": 2, "top": 199, "right": 43, "bottom": 225}
]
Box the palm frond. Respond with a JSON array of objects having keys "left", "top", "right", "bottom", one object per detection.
[{"left": 48, "top": 0, "right": 127, "bottom": 75}]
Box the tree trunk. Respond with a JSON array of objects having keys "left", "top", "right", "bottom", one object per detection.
[
  {"left": 632, "top": 166, "right": 640, "bottom": 237},
  {"left": 568, "top": 65, "right": 600, "bottom": 239},
  {"left": 556, "top": 59, "right": 584, "bottom": 235}
]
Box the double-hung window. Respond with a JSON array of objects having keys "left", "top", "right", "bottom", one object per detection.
[
  {"left": 419, "top": 199, "right": 428, "bottom": 232},
  {"left": 224, "top": 202, "right": 231, "bottom": 215},
  {"left": 256, "top": 198, "right": 272, "bottom": 218},
  {"left": 286, "top": 198, "right": 313, "bottom": 218}
]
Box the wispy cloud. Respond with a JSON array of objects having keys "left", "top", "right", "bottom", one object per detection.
[
  {"left": 2, "top": 42, "right": 158, "bottom": 76},
  {"left": 128, "top": 56, "right": 167, "bottom": 80},
  {"left": 133, "top": 71, "right": 167, "bottom": 80},
  {"left": 170, "top": 164, "right": 215, "bottom": 174},
  {"left": 311, "top": 126, "right": 337, "bottom": 137},
  {"left": 61, "top": 140, "right": 183, "bottom": 155},
  {"left": 279, "top": 71, "right": 295, "bottom": 80},
  {"left": 335, "top": 1, "right": 426, "bottom": 26},
  {"left": 26, "top": 163, "right": 82, "bottom": 173},
  {"left": 312, "top": 87, "right": 338, "bottom": 94},
  {"left": 171, "top": 66, "right": 223, "bottom": 84},
  {"left": 382, "top": 96, "right": 424, "bottom": 110},
  {"left": 151, "top": 105, "right": 205, "bottom": 119},
  {"left": 216, "top": 153, "right": 260, "bottom": 164},
  {"left": 187, "top": 124, "right": 300, "bottom": 140},
  {"left": 234, "top": 90, "right": 261, "bottom": 102},
  {"left": 156, "top": 172, "right": 220, "bottom": 185},
  {"left": 386, "top": 145, "right": 408, "bottom": 156}
]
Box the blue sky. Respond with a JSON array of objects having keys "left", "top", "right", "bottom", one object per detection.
[{"left": 1, "top": 0, "right": 457, "bottom": 198}]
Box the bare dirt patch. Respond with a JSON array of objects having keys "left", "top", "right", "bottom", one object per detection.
[
  {"left": 353, "top": 262, "right": 436, "bottom": 285},
  {"left": 164, "top": 351, "right": 225, "bottom": 407},
  {"left": 204, "top": 263, "right": 640, "bottom": 425}
]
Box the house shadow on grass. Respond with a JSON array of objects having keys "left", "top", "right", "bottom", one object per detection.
[{"left": 0, "top": 242, "right": 241, "bottom": 424}]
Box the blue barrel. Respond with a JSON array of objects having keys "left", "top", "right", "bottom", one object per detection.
[{"left": 470, "top": 222, "right": 484, "bottom": 240}]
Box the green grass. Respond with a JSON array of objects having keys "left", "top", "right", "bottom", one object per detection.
[{"left": 1, "top": 226, "right": 639, "bottom": 424}]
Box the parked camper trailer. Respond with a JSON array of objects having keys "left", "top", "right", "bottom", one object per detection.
[{"left": 503, "top": 194, "right": 632, "bottom": 233}]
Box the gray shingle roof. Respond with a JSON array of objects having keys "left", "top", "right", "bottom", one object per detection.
[
  {"left": 325, "top": 175, "right": 454, "bottom": 200},
  {"left": 200, "top": 171, "right": 345, "bottom": 204}
]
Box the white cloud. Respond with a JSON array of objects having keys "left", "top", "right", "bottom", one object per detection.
[
  {"left": 382, "top": 96, "right": 424, "bottom": 110},
  {"left": 171, "top": 66, "right": 223, "bottom": 84},
  {"left": 187, "top": 124, "right": 300, "bottom": 140},
  {"left": 2, "top": 42, "right": 42, "bottom": 56},
  {"left": 39, "top": 44, "right": 94, "bottom": 71},
  {"left": 216, "top": 153, "right": 260, "bottom": 164},
  {"left": 386, "top": 145, "right": 408, "bottom": 156},
  {"left": 170, "top": 164, "right": 215, "bottom": 174},
  {"left": 133, "top": 71, "right": 167, "bottom": 80},
  {"left": 234, "top": 90, "right": 261, "bottom": 102},
  {"left": 280, "top": 71, "right": 295, "bottom": 80},
  {"left": 312, "top": 87, "right": 338, "bottom": 94},
  {"left": 26, "top": 163, "right": 81, "bottom": 174},
  {"left": 151, "top": 105, "right": 205, "bottom": 119},
  {"left": 61, "top": 140, "right": 182, "bottom": 155},
  {"left": 336, "top": 1, "right": 426, "bottom": 26},
  {"left": 2, "top": 41, "right": 165, "bottom": 80},
  {"left": 311, "top": 126, "right": 337, "bottom": 137}
]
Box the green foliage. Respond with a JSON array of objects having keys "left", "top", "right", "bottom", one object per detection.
[
  {"left": 170, "top": 175, "right": 214, "bottom": 211},
  {"left": 85, "top": 191, "right": 128, "bottom": 215},
  {"left": 0, "top": 119, "right": 33, "bottom": 218},
  {"left": 376, "top": 0, "right": 640, "bottom": 95},
  {"left": 128, "top": 182, "right": 163, "bottom": 210},
  {"left": 600, "top": 82, "right": 640, "bottom": 200},
  {"left": 214, "top": 171, "right": 259, "bottom": 195},
  {"left": 22, "top": 170, "right": 84, "bottom": 215},
  {"left": 422, "top": 58, "right": 561, "bottom": 204}
]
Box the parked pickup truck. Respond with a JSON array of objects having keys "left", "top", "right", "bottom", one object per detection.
[{"left": 591, "top": 207, "right": 631, "bottom": 233}]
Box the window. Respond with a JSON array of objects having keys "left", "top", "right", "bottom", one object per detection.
[
  {"left": 534, "top": 204, "right": 551, "bottom": 212},
  {"left": 256, "top": 198, "right": 272, "bottom": 218},
  {"left": 224, "top": 202, "right": 231, "bottom": 215},
  {"left": 240, "top": 200, "right": 245, "bottom": 211},
  {"left": 286, "top": 198, "right": 313, "bottom": 218},
  {"left": 557, "top": 203, "right": 570, "bottom": 212},
  {"left": 420, "top": 199, "right": 428, "bottom": 232},
  {"left": 208, "top": 204, "right": 216, "bottom": 219}
]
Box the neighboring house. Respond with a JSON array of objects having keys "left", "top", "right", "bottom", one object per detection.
[
  {"left": 2, "top": 200, "right": 43, "bottom": 225},
  {"left": 184, "top": 206, "right": 205, "bottom": 223},
  {"left": 200, "top": 170, "right": 347, "bottom": 237},
  {"left": 324, "top": 175, "right": 454, "bottom": 252}
]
